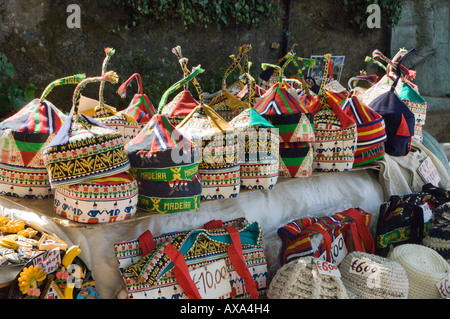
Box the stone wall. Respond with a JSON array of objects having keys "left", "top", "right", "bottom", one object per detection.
[{"left": 0, "top": 0, "right": 389, "bottom": 114}]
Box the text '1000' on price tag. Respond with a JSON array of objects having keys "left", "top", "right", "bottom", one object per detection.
[{"left": 190, "top": 259, "right": 232, "bottom": 299}]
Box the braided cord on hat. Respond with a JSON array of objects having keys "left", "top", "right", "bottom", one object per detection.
[
  {"left": 99, "top": 47, "right": 116, "bottom": 107},
  {"left": 39, "top": 74, "right": 86, "bottom": 103}
]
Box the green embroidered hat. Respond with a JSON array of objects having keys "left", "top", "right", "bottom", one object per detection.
[{"left": 42, "top": 72, "right": 130, "bottom": 187}]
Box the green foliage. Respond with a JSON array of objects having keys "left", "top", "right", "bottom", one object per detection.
[
  {"left": 111, "top": 0, "right": 280, "bottom": 31},
  {"left": 343, "top": 0, "right": 404, "bottom": 30},
  {"left": 0, "top": 53, "right": 36, "bottom": 119}
]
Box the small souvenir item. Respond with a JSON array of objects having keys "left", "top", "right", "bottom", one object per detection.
[
  {"left": 117, "top": 72, "right": 157, "bottom": 131},
  {"left": 341, "top": 91, "right": 387, "bottom": 166},
  {"left": 229, "top": 73, "right": 279, "bottom": 190},
  {"left": 160, "top": 46, "right": 201, "bottom": 126},
  {"left": 369, "top": 49, "right": 416, "bottom": 157},
  {"left": 0, "top": 74, "right": 85, "bottom": 198},
  {"left": 177, "top": 68, "right": 241, "bottom": 200},
  {"left": 209, "top": 44, "right": 253, "bottom": 121},
  {"left": 309, "top": 54, "right": 357, "bottom": 172},
  {"left": 42, "top": 71, "right": 130, "bottom": 187},
  {"left": 125, "top": 66, "right": 203, "bottom": 214},
  {"left": 84, "top": 48, "right": 140, "bottom": 143}
]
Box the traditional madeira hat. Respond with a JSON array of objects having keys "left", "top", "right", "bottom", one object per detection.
[
  {"left": 388, "top": 244, "right": 450, "bottom": 299},
  {"left": 177, "top": 68, "right": 240, "bottom": 200},
  {"left": 422, "top": 202, "right": 450, "bottom": 263},
  {"left": 0, "top": 74, "right": 85, "bottom": 198},
  {"left": 160, "top": 46, "right": 201, "bottom": 126},
  {"left": 42, "top": 72, "right": 130, "bottom": 187},
  {"left": 341, "top": 91, "right": 387, "bottom": 166},
  {"left": 309, "top": 54, "right": 357, "bottom": 172},
  {"left": 208, "top": 44, "right": 253, "bottom": 121},
  {"left": 398, "top": 81, "right": 427, "bottom": 143},
  {"left": 267, "top": 256, "right": 348, "bottom": 299},
  {"left": 83, "top": 48, "right": 139, "bottom": 143},
  {"left": 340, "top": 251, "right": 409, "bottom": 299},
  {"left": 117, "top": 72, "right": 157, "bottom": 131},
  {"left": 369, "top": 49, "right": 416, "bottom": 157},
  {"left": 125, "top": 66, "right": 203, "bottom": 214},
  {"left": 229, "top": 73, "right": 279, "bottom": 190}
]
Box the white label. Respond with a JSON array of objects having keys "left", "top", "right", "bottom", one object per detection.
[
  {"left": 436, "top": 274, "right": 450, "bottom": 298},
  {"left": 418, "top": 156, "right": 441, "bottom": 187},
  {"left": 349, "top": 257, "right": 381, "bottom": 288},
  {"left": 315, "top": 259, "right": 341, "bottom": 277},
  {"left": 190, "top": 259, "right": 232, "bottom": 299},
  {"left": 319, "top": 233, "right": 348, "bottom": 265},
  {"left": 33, "top": 248, "right": 61, "bottom": 274},
  {"left": 421, "top": 202, "right": 433, "bottom": 223}
]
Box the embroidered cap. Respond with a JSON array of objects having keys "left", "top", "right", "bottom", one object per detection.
[{"left": 0, "top": 74, "right": 85, "bottom": 198}]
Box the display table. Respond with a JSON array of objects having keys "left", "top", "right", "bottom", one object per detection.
[{"left": 0, "top": 165, "right": 386, "bottom": 299}]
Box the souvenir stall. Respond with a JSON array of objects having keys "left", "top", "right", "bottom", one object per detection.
[{"left": 0, "top": 45, "right": 449, "bottom": 300}]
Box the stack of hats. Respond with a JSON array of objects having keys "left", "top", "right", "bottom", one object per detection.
[
  {"left": 422, "top": 202, "right": 450, "bottom": 263},
  {"left": 228, "top": 73, "right": 279, "bottom": 190},
  {"left": 209, "top": 44, "right": 253, "bottom": 122},
  {"left": 125, "top": 67, "right": 203, "bottom": 214},
  {"left": 177, "top": 68, "right": 241, "bottom": 200},
  {"left": 83, "top": 48, "right": 140, "bottom": 143},
  {"left": 309, "top": 54, "right": 357, "bottom": 172},
  {"left": 117, "top": 72, "right": 157, "bottom": 132},
  {"left": 42, "top": 72, "right": 138, "bottom": 224},
  {"left": 388, "top": 244, "right": 450, "bottom": 299},
  {"left": 0, "top": 74, "right": 85, "bottom": 199},
  {"left": 160, "top": 46, "right": 202, "bottom": 127},
  {"left": 253, "top": 54, "right": 316, "bottom": 178},
  {"left": 340, "top": 251, "right": 409, "bottom": 299},
  {"left": 369, "top": 49, "right": 416, "bottom": 157},
  {"left": 267, "top": 256, "right": 348, "bottom": 299},
  {"left": 341, "top": 91, "right": 387, "bottom": 166}
]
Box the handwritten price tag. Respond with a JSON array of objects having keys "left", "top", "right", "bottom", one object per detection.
[
  {"left": 190, "top": 259, "right": 232, "bottom": 299},
  {"left": 349, "top": 257, "right": 381, "bottom": 288},
  {"left": 33, "top": 247, "right": 61, "bottom": 274},
  {"left": 318, "top": 233, "right": 348, "bottom": 266},
  {"left": 315, "top": 259, "right": 341, "bottom": 277},
  {"left": 418, "top": 157, "right": 441, "bottom": 187},
  {"left": 436, "top": 274, "right": 450, "bottom": 298}
]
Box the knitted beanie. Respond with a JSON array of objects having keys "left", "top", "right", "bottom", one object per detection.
[
  {"left": 267, "top": 256, "right": 348, "bottom": 299},
  {"left": 340, "top": 251, "right": 409, "bottom": 299},
  {"left": 388, "top": 244, "right": 450, "bottom": 299},
  {"left": 422, "top": 202, "right": 450, "bottom": 263}
]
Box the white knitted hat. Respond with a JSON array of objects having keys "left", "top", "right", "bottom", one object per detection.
[
  {"left": 267, "top": 256, "right": 348, "bottom": 299},
  {"left": 340, "top": 251, "right": 409, "bottom": 299},
  {"left": 388, "top": 244, "right": 450, "bottom": 299}
]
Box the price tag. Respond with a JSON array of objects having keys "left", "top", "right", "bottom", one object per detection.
[
  {"left": 349, "top": 257, "right": 381, "bottom": 288},
  {"left": 318, "top": 233, "right": 348, "bottom": 266},
  {"left": 190, "top": 259, "right": 232, "bottom": 299},
  {"left": 436, "top": 274, "right": 450, "bottom": 298},
  {"left": 33, "top": 247, "right": 61, "bottom": 274},
  {"left": 314, "top": 259, "right": 341, "bottom": 277},
  {"left": 418, "top": 156, "right": 441, "bottom": 187}
]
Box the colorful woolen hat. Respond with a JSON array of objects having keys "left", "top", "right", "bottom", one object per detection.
[
  {"left": 341, "top": 92, "right": 387, "bottom": 166},
  {"left": 229, "top": 73, "right": 279, "bottom": 190},
  {"left": 267, "top": 256, "right": 348, "bottom": 299},
  {"left": 125, "top": 66, "right": 203, "bottom": 214},
  {"left": 85, "top": 48, "right": 140, "bottom": 143},
  {"left": 0, "top": 74, "right": 85, "bottom": 198},
  {"left": 42, "top": 72, "right": 130, "bottom": 187},
  {"left": 388, "top": 244, "right": 450, "bottom": 299},
  {"left": 309, "top": 55, "right": 357, "bottom": 172},
  {"left": 209, "top": 44, "right": 253, "bottom": 122},
  {"left": 53, "top": 171, "right": 138, "bottom": 224},
  {"left": 398, "top": 82, "right": 427, "bottom": 143},
  {"left": 369, "top": 49, "right": 416, "bottom": 157},
  {"left": 160, "top": 47, "right": 201, "bottom": 126},
  {"left": 117, "top": 73, "right": 157, "bottom": 131},
  {"left": 177, "top": 72, "right": 240, "bottom": 200},
  {"left": 340, "top": 251, "right": 409, "bottom": 299}
]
